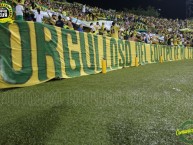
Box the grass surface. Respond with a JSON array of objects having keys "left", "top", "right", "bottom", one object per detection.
[{"left": 1, "top": 60, "right": 193, "bottom": 145}]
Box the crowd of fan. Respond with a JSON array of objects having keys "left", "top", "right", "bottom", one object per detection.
[{"left": 2, "top": 0, "right": 193, "bottom": 47}]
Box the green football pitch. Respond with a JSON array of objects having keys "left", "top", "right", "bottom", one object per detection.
[{"left": 1, "top": 60, "right": 193, "bottom": 145}]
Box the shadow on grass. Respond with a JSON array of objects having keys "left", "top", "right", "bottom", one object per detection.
[
  {"left": 0, "top": 104, "right": 66, "bottom": 145},
  {"left": 0, "top": 88, "right": 20, "bottom": 92},
  {"left": 0, "top": 78, "right": 64, "bottom": 92},
  {"left": 107, "top": 120, "right": 184, "bottom": 145}
]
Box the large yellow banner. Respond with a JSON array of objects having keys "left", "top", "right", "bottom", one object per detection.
[{"left": 0, "top": 21, "right": 192, "bottom": 89}]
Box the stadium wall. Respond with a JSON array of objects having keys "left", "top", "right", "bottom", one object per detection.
[{"left": 0, "top": 21, "right": 192, "bottom": 89}]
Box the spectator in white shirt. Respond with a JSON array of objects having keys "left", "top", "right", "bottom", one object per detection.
[
  {"left": 82, "top": 4, "right": 86, "bottom": 13},
  {"left": 90, "top": 23, "right": 96, "bottom": 32},
  {"left": 15, "top": 0, "right": 24, "bottom": 21},
  {"left": 35, "top": 8, "right": 43, "bottom": 23}
]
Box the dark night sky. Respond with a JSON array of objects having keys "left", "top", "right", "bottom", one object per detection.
[{"left": 68, "top": 0, "right": 186, "bottom": 19}]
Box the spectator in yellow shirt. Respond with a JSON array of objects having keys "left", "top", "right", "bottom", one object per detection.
[
  {"left": 67, "top": 20, "right": 74, "bottom": 30},
  {"left": 110, "top": 22, "right": 120, "bottom": 39},
  {"left": 173, "top": 35, "right": 178, "bottom": 46},
  {"left": 103, "top": 28, "right": 108, "bottom": 37},
  {"left": 99, "top": 22, "right": 105, "bottom": 35},
  {"left": 95, "top": 22, "right": 101, "bottom": 35}
]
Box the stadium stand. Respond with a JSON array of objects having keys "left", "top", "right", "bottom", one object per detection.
[{"left": 1, "top": 0, "right": 193, "bottom": 47}]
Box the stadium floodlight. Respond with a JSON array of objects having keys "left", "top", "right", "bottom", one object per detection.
[{"left": 186, "top": 0, "right": 193, "bottom": 18}]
